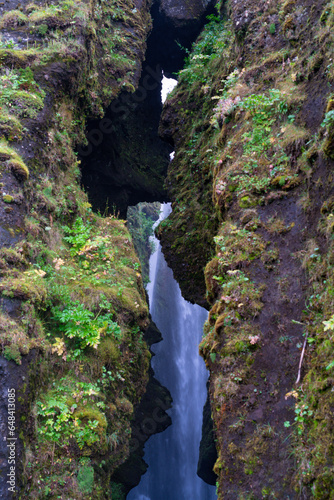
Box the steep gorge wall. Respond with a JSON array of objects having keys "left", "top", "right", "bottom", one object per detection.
[
  {"left": 0, "top": 0, "right": 221, "bottom": 497},
  {"left": 159, "top": 0, "right": 334, "bottom": 498},
  {"left": 0, "top": 0, "right": 155, "bottom": 498}
]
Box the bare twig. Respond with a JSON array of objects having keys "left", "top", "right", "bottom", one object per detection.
[{"left": 296, "top": 332, "right": 308, "bottom": 384}]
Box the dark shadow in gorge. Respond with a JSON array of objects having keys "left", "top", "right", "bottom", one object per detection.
[
  {"left": 79, "top": 0, "right": 217, "bottom": 218},
  {"left": 79, "top": 62, "right": 171, "bottom": 218}
]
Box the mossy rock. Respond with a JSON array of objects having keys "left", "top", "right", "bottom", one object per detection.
[
  {"left": 0, "top": 114, "right": 23, "bottom": 141},
  {"left": 3, "top": 344, "right": 22, "bottom": 364},
  {"left": 73, "top": 408, "right": 107, "bottom": 431},
  {"left": 326, "top": 98, "right": 334, "bottom": 113},
  {"left": 0, "top": 274, "right": 47, "bottom": 304},
  {"left": 8, "top": 159, "right": 29, "bottom": 181},
  {"left": 239, "top": 195, "right": 258, "bottom": 208},
  {"left": 282, "top": 0, "right": 296, "bottom": 16},
  {"left": 3, "top": 194, "right": 14, "bottom": 203},
  {"left": 97, "top": 337, "right": 120, "bottom": 364},
  {"left": 7, "top": 90, "right": 44, "bottom": 119},
  {"left": 0, "top": 49, "right": 35, "bottom": 68},
  {"left": 0, "top": 247, "right": 27, "bottom": 266},
  {"left": 0, "top": 10, "right": 28, "bottom": 28},
  {"left": 116, "top": 397, "right": 133, "bottom": 416},
  {"left": 312, "top": 469, "right": 334, "bottom": 499},
  {"left": 0, "top": 151, "right": 11, "bottom": 161},
  {"left": 323, "top": 130, "right": 334, "bottom": 160}
]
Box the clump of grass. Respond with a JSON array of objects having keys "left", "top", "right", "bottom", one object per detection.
[
  {"left": 5, "top": 90, "right": 44, "bottom": 118},
  {"left": 0, "top": 113, "right": 24, "bottom": 141},
  {"left": 0, "top": 10, "right": 28, "bottom": 28}
]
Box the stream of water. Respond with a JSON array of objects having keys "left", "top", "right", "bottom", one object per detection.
[{"left": 128, "top": 203, "right": 217, "bottom": 500}]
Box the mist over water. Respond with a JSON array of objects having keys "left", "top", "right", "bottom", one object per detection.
[{"left": 128, "top": 204, "right": 217, "bottom": 500}]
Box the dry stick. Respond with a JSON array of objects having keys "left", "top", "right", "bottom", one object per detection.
[{"left": 296, "top": 332, "right": 308, "bottom": 385}]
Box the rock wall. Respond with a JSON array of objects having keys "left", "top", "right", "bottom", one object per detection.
[
  {"left": 160, "top": 0, "right": 215, "bottom": 27},
  {"left": 159, "top": 0, "right": 334, "bottom": 497},
  {"left": 0, "top": 0, "right": 155, "bottom": 498},
  {"left": 0, "top": 0, "right": 223, "bottom": 496}
]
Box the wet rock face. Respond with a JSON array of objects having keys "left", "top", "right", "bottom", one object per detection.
[
  {"left": 0, "top": 350, "right": 37, "bottom": 499},
  {"left": 159, "top": 0, "right": 215, "bottom": 27},
  {"left": 197, "top": 391, "right": 217, "bottom": 486}
]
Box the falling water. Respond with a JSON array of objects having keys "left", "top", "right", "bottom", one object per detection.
[{"left": 128, "top": 204, "right": 216, "bottom": 500}]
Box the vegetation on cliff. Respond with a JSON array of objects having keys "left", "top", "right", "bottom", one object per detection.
[
  {"left": 159, "top": 0, "right": 334, "bottom": 497},
  {"left": 0, "top": 0, "right": 154, "bottom": 497}
]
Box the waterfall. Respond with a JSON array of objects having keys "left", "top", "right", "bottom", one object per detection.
[{"left": 128, "top": 204, "right": 217, "bottom": 500}]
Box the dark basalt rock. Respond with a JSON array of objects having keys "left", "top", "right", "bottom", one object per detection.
[
  {"left": 160, "top": 0, "right": 215, "bottom": 28},
  {"left": 197, "top": 389, "right": 217, "bottom": 486},
  {"left": 110, "top": 371, "right": 172, "bottom": 496}
]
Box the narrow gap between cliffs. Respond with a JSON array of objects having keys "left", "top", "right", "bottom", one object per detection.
[{"left": 76, "top": 1, "right": 218, "bottom": 496}]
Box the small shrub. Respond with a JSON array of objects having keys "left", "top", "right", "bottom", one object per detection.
[
  {"left": 110, "top": 482, "right": 126, "bottom": 500},
  {"left": 37, "top": 23, "right": 48, "bottom": 36},
  {"left": 77, "top": 465, "right": 94, "bottom": 493},
  {"left": 52, "top": 301, "right": 122, "bottom": 356},
  {"left": 63, "top": 217, "right": 91, "bottom": 255},
  {"left": 322, "top": 110, "right": 334, "bottom": 130},
  {"left": 269, "top": 23, "right": 276, "bottom": 34},
  {"left": 36, "top": 378, "right": 106, "bottom": 449}
]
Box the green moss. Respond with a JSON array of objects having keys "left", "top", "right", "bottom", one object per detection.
[
  {"left": 0, "top": 247, "right": 27, "bottom": 266},
  {"left": 8, "top": 159, "right": 29, "bottom": 181},
  {"left": 2, "top": 194, "right": 13, "bottom": 203},
  {"left": 323, "top": 130, "right": 334, "bottom": 159},
  {"left": 312, "top": 470, "right": 334, "bottom": 498},
  {"left": 0, "top": 10, "right": 28, "bottom": 28},
  {"left": 28, "top": 0, "right": 90, "bottom": 29},
  {"left": 0, "top": 271, "right": 47, "bottom": 304},
  {"left": 214, "top": 221, "right": 266, "bottom": 267},
  {"left": 0, "top": 142, "right": 29, "bottom": 182},
  {"left": 0, "top": 310, "right": 41, "bottom": 361},
  {"left": 239, "top": 195, "right": 258, "bottom": 208},
  {"left": 6, "top": 90, "right": 44, "bottom": 118},
  {"left": 3, "top": 344, "right": 22, "bottom": 364},
  {"left": 73, "top": 408, "right": 107, "bottom": 432},
  {"left": 116, "top": 397, "right": 133, "bottom": 416},
  {"left": 0, "top": 48, "right": 35, "bottom": 67},
  {"left": 0, "top": 113, "right": 23, "bottom": 141},
  {"left": 97, "top": 337, "right": 120, "bottom": 364},
  {"left": 77, "top": 465, "right": 94, "bottom": 493}
]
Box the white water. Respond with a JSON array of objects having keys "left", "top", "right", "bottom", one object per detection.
[
  {"left": 161, "top": 74, "right": 177, "bottom": 103},
  {"left": 128, "top": 204, "right": 216, "bottom": 500}
]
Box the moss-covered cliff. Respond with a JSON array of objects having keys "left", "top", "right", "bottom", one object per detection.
[
  {"left": 0, "top": 0, "right": 157, "bottom": 497},
  {"left": 159, "top": 0, "right": 334, "bottom": 498}
]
